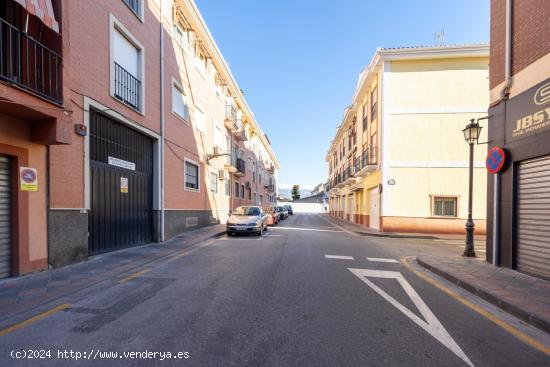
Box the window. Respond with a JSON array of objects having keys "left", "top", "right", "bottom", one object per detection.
[
  {"left": 253, "top": 162, "right": 256, "bottom": 182},
  {"left": 259, "top": 195, "right": 263, "bottom": 205},
  {"left": 241, "top": 184, "right": 245, "bottom": 198},
  {"left": 225, "top": 180, "right": 231, "bottom": 196},
  {"left": 432, "top": 196, "right": 458, "bottom": 217},
  {"left": 371, "top": 87, "right": 378, "bottom": 121},
  {"left": 172, "top": 82, "right": 189, "bottom": 121},
  {"left": 111, "top": 15, "right": 143, "bottom": 112},
  {"left": 185, "top": 161, "right": 199, "bottom": 191},
  {"left": 210, "top": 172, "right": 218, "bottom": 193},
  {"left": 235, "top": 182, "right": 240, "bottom": 197},
  {"left": 253, "top": 193, "right": 257, "bottom": 204},
  {"left": 362, "top": 102, "right": 369, "bottom": 131},
  {"left": 174, "top": 24, "right": 189, "bottom": 50},
  {"left": 122, "top": 0, "right": 142, "bottom": 19},
  {"left": 194, "top": 107, "right": 206, "bottom": 134},
  {"left": 248, "top": 188, "right": 252, "bottom": 200}
]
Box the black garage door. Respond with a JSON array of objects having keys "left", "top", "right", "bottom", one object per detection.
[{"left": 89, "top": 111, "right": 154, "bottom": 255}]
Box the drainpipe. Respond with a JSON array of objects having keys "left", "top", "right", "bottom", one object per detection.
[
  {"left": 500, "top": 0, "right": 513, "bottom": 100},
  {"left": 160, "top": 0, "right": 165, "bottom": 241}
]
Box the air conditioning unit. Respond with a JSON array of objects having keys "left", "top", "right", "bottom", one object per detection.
[
  {"left": 218, "top": 170, "right": 228, "bottom": 181},
  {"left": 213, "top": 145, "right": 223, "bottom": 155}
]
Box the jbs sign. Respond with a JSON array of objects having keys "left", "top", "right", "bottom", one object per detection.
[{"left": 507, "top": 79, "right": 550, "bottom": 141}]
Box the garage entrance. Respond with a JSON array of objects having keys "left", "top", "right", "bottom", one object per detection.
[
  {"left": 88, "top": 111, "right": 154, "bottom": 255},
  {"left": 0, "top": 155, "right": 12, "bottom": 278},
  {"left": 516, "top": 155, "right": 550, "bottom": 279}
]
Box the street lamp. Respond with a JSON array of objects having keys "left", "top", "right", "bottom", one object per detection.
[{"left": 462, "top": 119, "right": 482, "bottom": 257}]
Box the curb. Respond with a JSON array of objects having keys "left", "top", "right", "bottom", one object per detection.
[
  {"left": 0, "top": 228, "right": 227, "bottom": 327},
  {"left": 355, "top": 231, "right": 438, "bottom": 240},
  {"left": 416, "top": 257, "right": 550, "bottom": 335}
]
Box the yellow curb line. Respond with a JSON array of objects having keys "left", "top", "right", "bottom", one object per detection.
[
  {"left": 0, "top": 303, "right": 72, "bottom": 337},
  {"left": 400, "top": 256, "right": 550, "bottom": 357},
  {"left": 118, "top": 267, "right": 151, "bottom": 283}
]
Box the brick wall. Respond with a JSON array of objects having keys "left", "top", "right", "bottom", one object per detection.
[{"left": 490, "top": 0, "right": 550, "bottom": 89}]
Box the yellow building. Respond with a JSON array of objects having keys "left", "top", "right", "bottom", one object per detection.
[{"left": 326, "top": 45, "right": 489, "bottom": 234}]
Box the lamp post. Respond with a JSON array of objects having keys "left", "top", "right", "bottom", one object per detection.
[{"left": 462, "top": 119, "right": 482, "bottom": 257}]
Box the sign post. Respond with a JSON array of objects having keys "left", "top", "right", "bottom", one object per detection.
[{"left": 486, "top": 147, "right": 506, "bottom": 266}]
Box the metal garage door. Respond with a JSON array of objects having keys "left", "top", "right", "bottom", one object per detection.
[
  {"left": 516, "top": 155, "right": 550, "bottom": 279},
  {"left": 89, "top": 111, "right": 154, "bottom": 255},
  {"left": 0, "top": 155, "right": 11, "bottom": 278}
]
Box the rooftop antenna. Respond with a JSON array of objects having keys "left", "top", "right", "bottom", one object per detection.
[{"left": 435, "top": 30, "right": 445, "bottom": 46}]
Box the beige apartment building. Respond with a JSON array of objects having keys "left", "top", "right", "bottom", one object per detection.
[
  {"left": 327, "top": 45, "right": 489, "bottom": 234},
  {"left": 0, "top": 0, "right": 279, "bottom": 278}
]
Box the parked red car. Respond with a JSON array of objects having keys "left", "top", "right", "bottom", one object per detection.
[{"left": 264, "top": 206, "right": 279, "bottom": 226}]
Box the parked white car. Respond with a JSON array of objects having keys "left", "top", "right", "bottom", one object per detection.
[{"left": 226, "top": 206, "right": 268, "bottom": 236}]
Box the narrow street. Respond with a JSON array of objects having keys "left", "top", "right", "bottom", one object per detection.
[{"left": 1, "top": 214, "right": 548, "bottom": 366}]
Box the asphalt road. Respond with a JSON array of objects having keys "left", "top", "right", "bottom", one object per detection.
[{"left": 1, "top": 214, "right": 549, "bottom": 366}]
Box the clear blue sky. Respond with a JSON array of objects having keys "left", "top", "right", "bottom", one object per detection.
[{"left": 196, "top": 0, "right": 489, "bottom": 190}]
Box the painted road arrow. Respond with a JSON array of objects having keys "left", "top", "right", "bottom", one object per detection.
[{"left": 349, "top": 268, "right": 474, "bottom": 367}]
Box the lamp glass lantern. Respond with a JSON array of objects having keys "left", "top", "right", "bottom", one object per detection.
[{"left": 463, "top": 120, "right": 482, "bottom": 144}]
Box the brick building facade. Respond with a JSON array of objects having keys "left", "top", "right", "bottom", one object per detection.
[
  {"left": 0, "top": 0, "right": 279, "bottom": 278},
  {"left": 486, "top": 0, "right": 550, "bottom": 279}
]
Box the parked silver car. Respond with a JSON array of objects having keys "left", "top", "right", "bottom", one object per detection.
[{"left": 226, "top": 206, "right": 268, "bottom": 236}]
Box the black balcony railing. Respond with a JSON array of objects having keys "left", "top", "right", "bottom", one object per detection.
[
  {"left": 361, "top": 146, "right": 378, "bottom": 167},
  {"left": 123, "top": 0, "right": 141, "bottom": 16},
  {"left": 225, "top": 104, "right": 237, "bottom": 123},
  {"left": 236, "top": 158, "right": 246, "bottom": 174},
  {"left": 114, "top": 62, "right": 141, "bottom": 110},
  {"left": 0, "top": 18, "right": 63, "bottom": 104}
]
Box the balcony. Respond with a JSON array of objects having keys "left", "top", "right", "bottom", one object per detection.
[
  {"left": 267, "top": 165, "right": 275, "bottom": 174},
  {"left": 234, "top": 158, "right": 245, "bottom": 177},
  {"left": 224, "top": 104, "right": 238, "bottom": 132},
  {"left": 234, "top": 129, "right": 247, "bottom": 142},
  {"left": 114, "top": 62, "right": 141, "bottom": 111},
  {"left": 355, "top": 146, "right": 378, "bottom": 177},
  {"left": 0, "top": 18, "right": 63, "bottom": 104},
  {"left": 264, "top": 184, "right": 275, "bottom": 193}
]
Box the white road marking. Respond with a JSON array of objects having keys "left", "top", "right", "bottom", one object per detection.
[
  {"left": 325, "top": 255, "right": 354, "bottom": 260},
  {"left": 273, "top": 226, "right": 344, "bottom": 233},
  {"left": 366, "top": 257, "right": 399, "bottom": 263},
  {"left": 348, "top": 268, "right": 474, "bottom": 367}
]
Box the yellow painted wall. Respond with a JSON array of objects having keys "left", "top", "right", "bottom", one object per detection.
[{"left": 383, "top": 57, "right": 489, "bottom": 220}]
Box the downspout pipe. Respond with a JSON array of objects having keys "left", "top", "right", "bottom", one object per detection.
[
  {"left": 160, "top": 0, "right": 165, "bottom": 242},
  {"left": 500, "top": 0, "right": 513, "bottom": 100}
]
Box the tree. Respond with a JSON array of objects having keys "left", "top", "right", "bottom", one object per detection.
[{"left": 291, "top": 185, "right": 301, "bottom": 200}]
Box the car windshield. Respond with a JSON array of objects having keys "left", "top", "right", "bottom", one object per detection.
[
  {"left": 232, "top": 207, "right": 260, "bottom": 216},
  {"left": 276, "top": 207, "right": 283, "bottom": 212}
]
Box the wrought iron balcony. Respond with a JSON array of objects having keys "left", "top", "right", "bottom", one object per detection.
[
  {"left": 0, "top": 18, "right": 63, "bottom": 104},
  {"left": 234, "top": 158, "right": 245, "bottom": 177},
  {"left": 114, "top": 62, "right": 141, "bottom": 111},
  {"left": 224, "top": 104, "right": 238, "bottom": 131},
  {"left": 356, "top": 146, "right": 378, "bottom": 177}
]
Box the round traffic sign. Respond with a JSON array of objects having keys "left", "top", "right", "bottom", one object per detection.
[{"left": 486, "top": 147, "right": 506, "bottom": 174}]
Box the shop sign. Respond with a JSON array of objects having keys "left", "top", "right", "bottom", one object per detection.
[
  {"left": 20, "top": 167, "right": 38, "bottom": 192},
  {"left": 507, "top": 78, "right": 550, "bottom": 141},
  {"left": 120, "top": 177, "right": 129, "bottom": 194},
  {"left": 108, "top": 156, "right": 136, "bottom": 171}
]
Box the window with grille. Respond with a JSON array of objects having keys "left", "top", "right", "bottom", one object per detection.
[
  {"left": 432, "top": 196, "right": 458, "bottom": 217},
  {"left": 122, "top": 0, "right": 141, "bottom": 18},
  {"left": 210, "top": 172, "right": 217, "bottom": 193},
  {"left": 185, "top": 161, "right": 199, "bottom": 190}
]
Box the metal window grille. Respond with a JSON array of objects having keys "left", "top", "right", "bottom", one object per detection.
[{"left": 433, "top": 197, "right": 457, "bottom": 217}]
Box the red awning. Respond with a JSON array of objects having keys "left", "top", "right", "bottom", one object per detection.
[{"left": 13, "top": 0, "right": 59, "bottom": 33}]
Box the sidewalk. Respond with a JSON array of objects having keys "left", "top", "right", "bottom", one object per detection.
[
  {"left": 417, "top": 255, "right": 550, "bottom": 334},
  {"left": 323, "top": 214, "right": 550, "bottom": 334},
  {"left": 0, "top": 224, "right": 226, "bottom": 323},
  {"left": 322, "top": 214, "right": 486, "bottom": 241}
]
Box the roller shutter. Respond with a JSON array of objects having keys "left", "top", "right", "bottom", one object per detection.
[
  {"left": 516, "top": 155, "right": 550, "bottom": 279},
  {"left": 0, "top": 155, "right": 12, "bottom": 278}
]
